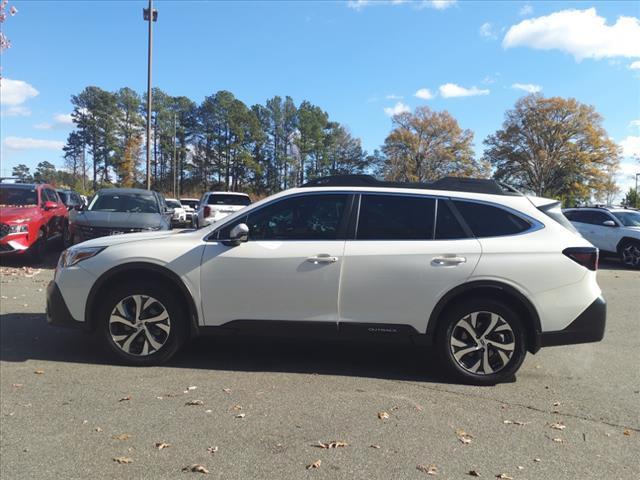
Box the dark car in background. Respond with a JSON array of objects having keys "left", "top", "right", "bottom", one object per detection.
[
  {"left": 69, "top": 188, "right": 171, "bottom": 244},
  {"left": 56, "top": 189, "right": 84, "bottom": 210}
]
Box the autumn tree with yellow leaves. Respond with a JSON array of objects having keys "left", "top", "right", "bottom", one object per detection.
[{"left": 483, "top": 95, "right": 620, "bottom": 204}]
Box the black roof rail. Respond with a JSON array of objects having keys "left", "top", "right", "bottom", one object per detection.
[{"left": 300, "top": 175, "right": 522, "bottom": 196}]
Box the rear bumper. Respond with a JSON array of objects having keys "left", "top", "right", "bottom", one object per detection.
[
  {"left": 46, "top": 281, "right": 88, "bottom": 330},
  {"left": 538, "top": 296, "right": 606, "bottom": 348}
]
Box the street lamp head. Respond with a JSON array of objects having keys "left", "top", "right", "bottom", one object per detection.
[{"left": 143, "top": 8, "right": 158, "bottom": 21}]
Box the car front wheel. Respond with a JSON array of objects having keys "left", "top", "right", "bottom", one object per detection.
[
  {"left": 98, "top": 282, "right": 188, "bottom": 365},
  {"left": 436, "top": 298, "right": 527, "bottom": 385},
  {"left": 619, "top": 240, "right": 640, "bottom": 269}
]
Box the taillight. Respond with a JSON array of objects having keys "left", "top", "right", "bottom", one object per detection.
[
  {"left": 563, "top": 247, "right": 598, "bottom": 271},
  {"left": 204, "top": 206, "right": 211, "bottom": 218}
]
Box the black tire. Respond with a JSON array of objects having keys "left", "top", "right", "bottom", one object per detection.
[
  {"left": 436, "top": 298, "right": 527, "bottom": 385},
  {"left": 97, "top": 281, "right": 188, "bottom": 366},
  {"left": 619, "top": 240, "right": 640, "bottom": 269},
  {"left": 27, "top": 229, "right": 46, "bottom": 264},
  {"left": 61, "top": 223, "right": 72, "bottom": 249}
]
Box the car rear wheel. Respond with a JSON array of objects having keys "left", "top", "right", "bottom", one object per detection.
[
  {"left": 98, "top": 282, "right": 188, "bottom": 366},
  {"left": 619, "top": 240, "right": 640, "bottom": 269},
  {"left": 436, "top": 298, "right": 527, "bottom": 385}
]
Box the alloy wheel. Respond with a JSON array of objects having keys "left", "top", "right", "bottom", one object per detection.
[
  {"left": 621, "top": 243, "right": 640, "bottom": 268},
  {"left": 449, "top": 311, "right": 516, "bottom": 375},
  {"left": 108, "top": 295, "right": 171, "bottom": 356}
]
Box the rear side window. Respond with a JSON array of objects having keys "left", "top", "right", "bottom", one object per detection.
[
  {"left": 208, "top": 194, "right": 251, "bottom": 206},
  {"left": 539, "top": 203, "right": 577, "bottom": 233},
  {"left": 357, "top": 194, "right": 435, "bottom": 240},
  {"left": 453, "top": 200, "right": 531, "bottom": 237},
  {"left": 435, "top": 200, "right": 468, "bottom": 240}
]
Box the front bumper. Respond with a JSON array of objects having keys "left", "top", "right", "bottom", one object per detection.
[
  {"left": 538, "top": 296, "right": 606, "bottom": 348},
  {"left": 0, "top": 234, "right": 30, "bottom": 254},
  {"left": 46, "top": 281, "right": 88, "bottom": 330}
]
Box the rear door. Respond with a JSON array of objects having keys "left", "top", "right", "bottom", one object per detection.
[{"left": 338, "top": 194, "right": 481, "bottom": 333}]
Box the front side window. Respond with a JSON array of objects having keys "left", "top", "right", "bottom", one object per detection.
[
  {"left": 612, "top": 211, "right": 640, "bottom": 227},
  {"left": 88, "top": 192, "right": 160, "bottom": 214},
  {"left": 357, "top": 194, "right": 435, "bottom": 240},
  {"left": 453, "top": 200, "right": 531, "bottom": 237},
  {"left": 238, "top": 194, "right": 348, "bottom": 241},
  {"left": 44, "top": 189, "right": 59, "bottom": 203}
]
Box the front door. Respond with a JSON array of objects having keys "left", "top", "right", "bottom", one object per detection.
[
  {"left": 339, "top": 194, "right": 481, "bottom": 333},
  {"left": 199, "top": 193, "right": 352, "bottom": 326}
]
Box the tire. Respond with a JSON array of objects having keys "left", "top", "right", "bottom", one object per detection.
[
  {"left": 62, "top": 223, "right": 72, "bottom": 249},
  {"left": 27, "top": 229, "right": 46, "bottom": 264},
  {"left": 97, "top": 281, "right": 188, "bottom": 366},
  {"left": 436, "top": 298, "right": 527, "bottom": 385},
  {"left": 619, "top": 240, "right": 640, "bottom": 269}
]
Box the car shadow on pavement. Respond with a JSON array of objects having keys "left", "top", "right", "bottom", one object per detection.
[
  {"left": 598, "top": 258, "right": 630, "bottom": 271},
  {"left": 0, "top": 312, "right": 473, "bottom": 384},
  {"left": 0, "top": 249, "right": 61, "bottom": 270}
]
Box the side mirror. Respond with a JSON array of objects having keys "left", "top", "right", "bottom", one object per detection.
[
  {"left": 602, "top": 220, "right": 616, "bottom": 227},
  {"left": 224, "top": 223, "right": 249, "bottom": 246},
  {"left": 43, "top": 201, "right": 58, "bottom": 210}
]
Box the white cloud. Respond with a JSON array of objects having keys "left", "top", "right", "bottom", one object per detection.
[
  {"left": 620, "top": 136, "right": 640, "bottom": 158},
  {"left": 479, "top": 22, "right": 497, "bottom": 39},
  {"left": 629, "top": 120, "right": 640, "bottom": 130},
  {"left": 519, "top": 4, "right": 533, "bottom": 16},
  {"left": 511, "top": 83, "right": 542, "bottom": 93},
  {"left": 385, "top": 93, "right": 404, "bottom": 100},
  {"left": 630, "top": 61, "right": 640, "bottom": 70},
  {"left": 3, "top": 137, "right": 65, "bottom": 151},
  {"left": 1, "top": 105, "right": 31, "bottom": 117},
  {"left": 347, "top": 0, "right": 371, "bottom": 10},
  {"left": 439, "top": 83, "right": 489, "bottom": 98},
  {"left": 414, "top": 88, "right": 434, "bottom": 100},
  {"left": 33, "top": 113, "right": 74, "bottom": 130},
  {"left": 0, "top": 78, "right": 39, "bottom": 105},
  {"left": 384, "top": 101, "right": 411, "bottom": 116},
  {"left": 347, "top": 0, "right": 455, "bottom": 11},
  {"left": 503, "top": 8, "right": 640, "bottom": 61},
  {"left": 423, "top": 0, "right": 456, "bottom": 10},
  {"left": 53, "top": 113, "right": 73, "bottom": 125}
]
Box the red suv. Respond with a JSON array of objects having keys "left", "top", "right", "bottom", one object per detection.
[{"left": 0, "top": 183, "right": 69, "bottom": 262}]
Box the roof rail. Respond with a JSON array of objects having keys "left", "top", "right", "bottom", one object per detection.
[{"left": 300, "top": 175, "right": 522, "bottom": 196}]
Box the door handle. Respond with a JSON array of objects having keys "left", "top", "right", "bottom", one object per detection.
[
  {"left": 431, "top": 256, "right": 467, "bottom": 266},
  {"left": 306, "top": 254, "right": 338, "bottom": 264}
]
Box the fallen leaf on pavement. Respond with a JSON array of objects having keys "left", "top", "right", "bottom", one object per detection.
[
  {"left": 533, "top": 458, "right": 541, "bottom": 462},
  {"left": 187, "top": 386, "right": 197, "bottom": 391},
  {"left": 549, "top": 422, "right": 566, "bottom": 430},
  {"left": 235, "top": 413, "right": 246, "bottom": 419},
  {"left": 503, "top": 420, "right": 528, "bottom": 426},
  {"left": 182, "top": 464, "right": 209, "bottom": 474},
  {"left": 416, "top": 464, "right": 438, "bottom": 475},
  {"left": 112, "top": 434, "right": 131, "bottom": 441},
  {"left": 118, "top": 395, "right": 132, "bottom": 402},
  {"left": 185, "top": 399, "right": 204, "bottom": 406},
  {"left": 306, "top": 460, "right": 321, "bottom": 470},
  {"left": 155, "top": 442, "right": 171, "bottom": 450},
  {"left": 552, "top": 437, "right": 564, "bottom": 443},
  {"left": 94, "top": 427, "right": 103, "bottom": 432},
  {"left": 113, "top": 456, "right": 133, "bottom": 464},
  {"left": 315, "top": 440, "right": 348, "bottom": 449},
  {"left": 34, "top": 370, "right": 44, "bottom": 375},
  {"left": 456, "top": 429, "right": 473, "bottom": 445},
  {"left": 222, "top": 388, "right": 231, "bottom": 394},
  {"left": 495, "top": 474, "right": 513, "bottom": 480},
  {"left": 370, "top": 444, "right": 381, "bottom": 449},
  {"left": 468, "top": 470, "right": 481, "bottom": 477},
  {"left": 623, "top": 429, "right": 632, "bottom": 436},
  {"left": 207, "top": 446, "right": 218, "bottom": 454},
  {"left": 233, "top": 404, "right": 242, "bottom": 411},
  {"left": 12, "top": 383, "right": 23, "bottom": 388},
  {"left": 378, "top": 411, "right": 390, "bottom": 420}
]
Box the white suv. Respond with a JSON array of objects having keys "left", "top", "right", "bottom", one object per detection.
[
  {"left": 47, "top": 175, "right": 606, "bottom": 384},
  {"left": 194, "top": 192, "right": 251, "bottom": 228},
  {"left": 563, "top": 207, "right": 640, "bottom": 269}
]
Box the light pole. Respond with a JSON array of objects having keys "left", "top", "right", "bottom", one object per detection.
[
  {"left": 143, "top": 0, "right": 157, "bottom": 190},
  {"left": 636, "top": 173, "right": 639, "bottom": 208},
  {"left": 173, "top": 112, "right": 177, "bottom": 198}
]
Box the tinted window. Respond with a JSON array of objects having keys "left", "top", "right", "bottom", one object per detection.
[
  {"left": 166, "top": 200, "right": 182, "bottom": 208},
  {"left": 245, "top": 194, "right": 348, "bottom": 240},
  {"left": 44, "top": 189, "right": 59, "bottom": 203},
  {"left": 0, "top": 186, "right": 38, "bottom": 206},
  {"left": 570, "top": 210, "right": 612, "bottom": 225},
  {"left": 612, "top": 211, "right": 640, "bottom": 227},
  {"left": 539, "top": 203, "right": 577, "bottom": 233},
  {"left": 435, "top": 200, "right": 468, "bottom": 239},
  {"left": 208, "top": 194, "right": 251, "bottom": 206},
  {"left": 88, "top": 192, "right": 160, "bottom": 213},
  {"left": 357, "top": 194, "right": 435, "bottom": 240},
  {"left": 453, "top": 200, "right": 531, "bottom": 237}
]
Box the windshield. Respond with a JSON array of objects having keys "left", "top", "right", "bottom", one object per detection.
[
  {"left": 207, "top": 194, "right": 251, "bottom": 206},
  {"left": 612, "top": 211, "right": 640, "bottom": 227},
  {"left": 166, "top": 200, "right": 182, "bottom": 208},
  {"left": 88, "top": 192, "right": 159, "bottom": 213},
  {"left": 0, "top": 186, "right": 38, "bottom": 207},
  {"left": 181, "top": 200, "right": 198, "bottom": 209}
]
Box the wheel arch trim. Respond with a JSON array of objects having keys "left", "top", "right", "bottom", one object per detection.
[
  {"left": 616, "top": 236, "right": 640, "bottom": 253},
  {"left": 84, "top": 262, "right": 200, "bottom": 334}
]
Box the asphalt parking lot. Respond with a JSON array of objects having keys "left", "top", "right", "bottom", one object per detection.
[{"left": 1, "top": 251, "right": 638, "bottom": 479}]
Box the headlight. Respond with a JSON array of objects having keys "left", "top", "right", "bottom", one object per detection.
[
  {"left": 8, "top": 224, "right": 29, "bottom": 234},
  {"left": 58, "top": 246, "right": 105, "bottom": 268},
  {"left": 144, "top": 226, "right": 162, "bottom": 231}
]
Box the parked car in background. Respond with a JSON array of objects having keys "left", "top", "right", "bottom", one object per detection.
[
  {"left": 69, "top": 188, "right": 171, "bottom": 244},
  {"left": 165, "top": 198, "right": 187, "bottom": 227},
  {"left": 0, "top": 182, "right": 69, "bottom": 262},
  {"left": 179, "top": 198, "right": 199, "bottom": 226},
  {"left": 56, "top": 189, "right": 84, "bottom": 210},
  {"left": 563, "top": 206, "right": 640, "bottom": 269},
  {"left": 48, "top": 175, "right": 605, "bottom": 385},
  {"left": 194, "top": 191, "right": 251, "bottom": 228}
]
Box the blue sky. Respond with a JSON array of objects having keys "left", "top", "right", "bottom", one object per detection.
[{"left": 1, "top": 0, "right": 639, "bottom": 192}]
